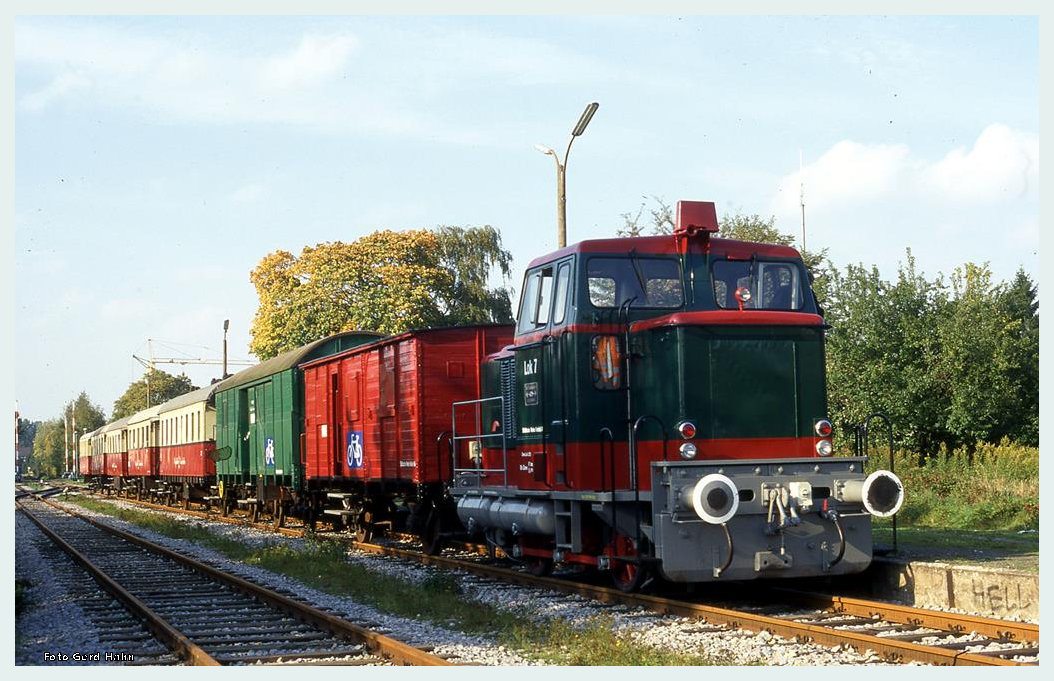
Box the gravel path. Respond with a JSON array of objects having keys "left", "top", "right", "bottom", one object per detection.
[{"left": 18, "top": 495, "right": 932, "bottom": 665}]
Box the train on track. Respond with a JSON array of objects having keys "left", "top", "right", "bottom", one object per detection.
[{"left": 78, "top": 200, "right": 903, "bottom": 590}]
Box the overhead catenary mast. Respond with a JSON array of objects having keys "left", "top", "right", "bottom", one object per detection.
[{"left": 132, "top": 322, "right": 254, "bottom": 406}]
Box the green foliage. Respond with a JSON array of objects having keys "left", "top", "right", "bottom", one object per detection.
[
  {"left": 64, "top": 391, "right": 106, "bottom": 434},
  {"left": 866, "top": 440, "right": 1038, "bottom": 531},
  {"left": 249, "top": 226, "right": 514, "bottom": 359},
  {"left": 112, "top": 369, "right": 197, "bottom": 420},
  {"left": 29, "top": 419, "right": 65, "bottom": 478},
  {"left": 827, "top": 254, "right": 1038, "bottom": 454},
  {"left": 16, "top": 418, "right": 37, "bottom": 449}
]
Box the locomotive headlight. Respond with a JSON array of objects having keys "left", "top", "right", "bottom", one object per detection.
[
  {"left": 814, "top": 419, "right": 833, "bottom": 437},
  {"left": 679, "top": 442, "right": 698, "bottom": 459},
  {"left": 677, "top": 421, "right": 697, "bottom": 439},
  {"left": 815, "top": 439, "right": 833, "bottom": 456}
]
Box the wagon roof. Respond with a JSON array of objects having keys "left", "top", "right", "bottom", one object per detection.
[
  {"left": 126, "top": 404, "right": 163, "bottom": 425},
  {"left": 298, "top": 323, "right": 514, "bottom": 370},
  {"left": 157, "top": 383, "right": 220, "bottom": 414},
  {"left": 100, "top": 416, "right": 132, "bottom": 432},
  {"left": 79, "top": 427, "right": 102, "bottom": 440},
  {"left": 216, "top": 329, "right": 385, "bottom": 392}
]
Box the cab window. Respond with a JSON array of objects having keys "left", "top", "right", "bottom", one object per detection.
[
  {"left": 516, "top": 266, "right": 555, "bottom": 334},
  {"left": 552, "top": 262, "right": 571, "bottom": 325},
  {"left": 586, "top": 257, "right": 683, "bottom": 309},
  {"left": 712, "top": 259, "right": 804, "bottom": 310}
]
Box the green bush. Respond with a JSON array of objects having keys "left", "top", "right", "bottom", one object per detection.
[{"left": 864, "top": 439, "right": 1038, "bottom": 531}]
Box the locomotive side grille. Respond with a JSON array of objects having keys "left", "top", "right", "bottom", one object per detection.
[{"left": 500, "top": 356, "right": 517, "bottom": 440}]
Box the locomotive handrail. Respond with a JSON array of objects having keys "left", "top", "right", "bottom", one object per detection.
[
  {"left": 451, "top": 396, "right": 508, "bottom": 489},
  {"left": 630, "top": 414, "right": 667, "bottom": 558},
  {"left": 598, "top": 427, "right": 616, "bottom": 558}
]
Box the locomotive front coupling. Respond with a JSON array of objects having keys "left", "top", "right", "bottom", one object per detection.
[{"left": 652, "top": 457, "right": 903, "bottom": 582}]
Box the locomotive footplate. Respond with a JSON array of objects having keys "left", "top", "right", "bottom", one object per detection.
[{"left": 650, "top": 457, "right": 880, "bottom": 582}]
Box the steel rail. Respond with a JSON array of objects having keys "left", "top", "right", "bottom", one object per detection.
[
  {"left": 28, "top": 496, "right": 454, "bottom": 666},
  {"left": 17, "top": 500, "right": 220, "bottom": 666},
  {"left": 769, "top": 589, "right": 1039, "bottom": 644},
  {"left": 351, "top": 541, "right": 1035, "bottom": 666}
]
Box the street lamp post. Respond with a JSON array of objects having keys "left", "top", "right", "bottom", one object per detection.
[
  {"left": 222, "top": 319, "right": 230, "bottom": 379},
  {"left": 536, "top": 102, "right": 599, "bottom": 248}
]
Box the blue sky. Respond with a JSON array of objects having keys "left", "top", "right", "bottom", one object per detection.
[{"left": 14, "top": 14, "right": 1039, "bottom": 421}]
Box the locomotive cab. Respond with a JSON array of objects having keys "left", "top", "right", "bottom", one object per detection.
[{"left": 451, "top": 201, "right": 902, "bottom": 587}]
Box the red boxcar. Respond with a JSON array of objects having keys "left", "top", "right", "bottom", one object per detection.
[{"left": 302, "top": 326, "right": 513, "bottom": 486}]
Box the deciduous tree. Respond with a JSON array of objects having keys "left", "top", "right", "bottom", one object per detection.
[
  {"left": 249, "top": 226, "right": 514, "bottom": 359},
  {"left": 30, "top": 419, "right": 65, "bottom": 478},
  {"left": 112, "top": 369, "right": 197, "bottom": 420}
]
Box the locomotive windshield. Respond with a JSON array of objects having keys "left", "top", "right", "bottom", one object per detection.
[
  {"left": 712, "top": 259, "right": 804, "bottom": 310},
  {"left": 586, "top": 256, "right": 683, "bottom": 309}
]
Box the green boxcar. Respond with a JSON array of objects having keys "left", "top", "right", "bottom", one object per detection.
[{"left": 214, "top": 330, "right": 382, "bottom": 515}]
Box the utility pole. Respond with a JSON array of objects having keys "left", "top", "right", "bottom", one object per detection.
[
  {"left": 223, "top": 319, "right": 230, "bottom": 379},
  {"left": 799, "top": 149, "right": 807, "bottom": 252}
]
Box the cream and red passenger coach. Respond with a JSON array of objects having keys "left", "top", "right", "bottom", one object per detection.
[{"left": 157, "top": 384, "right": 219, "bottom": 494}]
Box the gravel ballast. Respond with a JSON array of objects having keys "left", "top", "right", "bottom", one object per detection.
[{"left": 19, "top": 495, "right": 1017, "bottom": 665}]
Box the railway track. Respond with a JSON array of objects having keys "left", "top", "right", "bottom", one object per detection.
[
  {"left": 16, "top": 495, "right": 453, "bottom": 666},
  {"left": 64, "top": 489, "right": 1039, "bottom": 666},
  {"left": 350, "top": 540, "right": 1038, "bottom": 666}
]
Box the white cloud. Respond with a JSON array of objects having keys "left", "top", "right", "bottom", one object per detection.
[
  {"left": 14, "top": 20, "right": 631, "bottom": 145},
  {"left": 775, "top": 140, "right": 910, "bottom": 212},
  {"left": 775, "top": 124, "right": 1038, "bottom": 214},
  {"left": 259, "top": 34, "right": 357, "bottom": 90},
  {"left": 921, "top": 124, "right": 1038, "bottom": 201},
  {"left": 20, "top": 71, "right": 92, "bottom": 110}
]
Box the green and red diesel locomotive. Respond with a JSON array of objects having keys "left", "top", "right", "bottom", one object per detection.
[{"left": 78, "top": 200, "right": 902, "bottom": 590}]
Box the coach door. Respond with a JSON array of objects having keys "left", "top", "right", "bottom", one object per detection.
[{"left": 514, "top": 258, "right": 573, "bottom": 488}]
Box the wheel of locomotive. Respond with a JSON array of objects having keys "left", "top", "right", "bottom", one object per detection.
[
  {"left": 610, "top": 534, "right": 650, "bottom": 592},
  {"left": 611, "top": 558, "right": 649, "bottom": 592},
  {"left": 420, "top": 507, "right": 443, "bottom": 555},
  {"left": 524, "top": 556, "right": 554, "bottom": 577}
]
